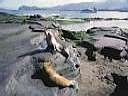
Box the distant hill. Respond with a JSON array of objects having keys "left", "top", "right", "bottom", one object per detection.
[
  {"left": 18, "top": 5, "right": 46, "bottom": 11},
  {"left": 18, "top": 1, "right": 128, "bottom": 11},
  {"left": 0, "top": 8, "right": 18, "bottom": 15},
  {"left": 0, "top": 1, "right": 128, "bottom": 12}
]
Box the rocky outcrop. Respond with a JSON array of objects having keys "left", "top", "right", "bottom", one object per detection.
[
  {"left": 4, "top": 20, "right": 80, "bottom": 96},
  {"left": 2, "top": 20, "right": 128, "bottom": 96},
  {"left": 110, "top": 73, "right": 128, "bottom": 96},
  {"left": 99, "top": 47, "right": 123, "bottom": 62},
  {"left": 5, "top": 52, "right": 79, "bottom": 96},
  {"left": 87, "top": 27, "right": 128, "bottom": 39},
  {"left": 84, "top": 27, "right": 128, "bottom": 62},
  {"left": 94, "top": 35, "right": 128, "bottom": 62}
]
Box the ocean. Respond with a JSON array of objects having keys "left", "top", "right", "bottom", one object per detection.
[
  {"left": 16, "top": 10, "right": 128, "bottom": 19},
  {"left": 13, "top": 10, "right": 128, "bottom": 31}
]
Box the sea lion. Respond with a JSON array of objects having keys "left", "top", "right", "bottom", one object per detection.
[
  {"left": 45, "top": 29, "right": 62, "bottom": 52},
  {"left": 42, "top": 61, "right": 78, "bottom": 89}
]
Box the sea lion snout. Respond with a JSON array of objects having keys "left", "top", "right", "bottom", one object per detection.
[{"left": 69, "top": 80, "right": 79, "bottom": 92}]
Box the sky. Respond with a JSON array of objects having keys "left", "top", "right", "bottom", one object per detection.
[{"left": 0, "top": 0, "right": 127, "bottom": 10}]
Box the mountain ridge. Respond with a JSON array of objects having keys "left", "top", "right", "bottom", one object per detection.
[{"left": 18, "top": 2, "right": 128, "bottom": 11}]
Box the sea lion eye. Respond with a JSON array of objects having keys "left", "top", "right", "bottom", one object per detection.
[{"left": 75, "top": 64, "right": 80, "bottom": 68}]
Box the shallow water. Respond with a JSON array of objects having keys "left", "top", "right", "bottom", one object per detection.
[
  {"left": 62, "top": 20, "right": 128, "bottom": 31},
  {"left": 18, "top": 10, "right": 128, "bottom": 19}
]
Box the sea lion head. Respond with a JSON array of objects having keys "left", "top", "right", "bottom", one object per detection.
[
  {"left": 43, "top": 60, "right": 52, "bottom": 68},
  {"left": 39, "top": 57, "right": 52, "bottom": 68}
]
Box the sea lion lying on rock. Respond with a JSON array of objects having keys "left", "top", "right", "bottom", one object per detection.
[{"left": 41, "top": 60, "right": 78, "bottom": 90}]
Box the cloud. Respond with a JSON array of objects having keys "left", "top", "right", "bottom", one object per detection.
[
  {"left": 0, "top": 0, "right": 22, "bottom": 9},
  {"left": 0, "top": 0, "right": 4, "bottom": 3}
]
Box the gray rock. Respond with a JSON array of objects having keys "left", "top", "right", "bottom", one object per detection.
[
  {"left": 5, "top": 53, "right": 79, "bottom": 96},
  {"left": 4, "top": 19, "right": 80, "bottom": 96}
]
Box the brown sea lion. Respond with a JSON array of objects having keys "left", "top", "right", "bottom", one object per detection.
[{"left": 42, "top": 61, "right": 78, "bottom": 89}]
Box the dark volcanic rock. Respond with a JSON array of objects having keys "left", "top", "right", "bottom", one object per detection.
[
  {"left": 86, "top": 27, "right": 128, "bottom": 38},
  {"left": 110, "top": 73, "right": 128, "bottom": 96},
  {"left": 78, "top": 41, "right": 96, "bottom": 51},
  {"left": 61, "top": 29, "right": 86, "bottom": 40}
]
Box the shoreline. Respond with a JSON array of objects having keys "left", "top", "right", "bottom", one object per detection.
[{"left": 62, "top": 20, "right": 128, "bottom": 31}]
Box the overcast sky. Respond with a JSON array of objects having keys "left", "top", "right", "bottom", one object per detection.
[{"left": 0, "top": 0, "right": 127, "bottom": 9}]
